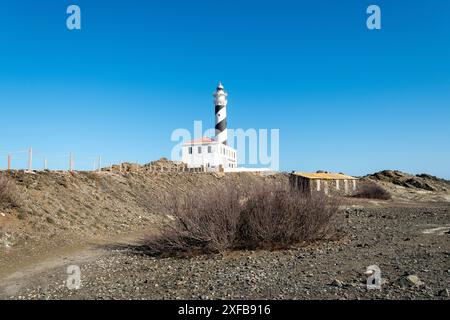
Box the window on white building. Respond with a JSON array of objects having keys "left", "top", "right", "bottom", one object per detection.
[
  {"left": 189, "top": 147, "right": 192, "bottom": 154},
  {"left": 198, "top": 146, "right": 202, "bottom": 154},
  {"left": 208, "top": 146, "right": 212, "bottom": 153}
]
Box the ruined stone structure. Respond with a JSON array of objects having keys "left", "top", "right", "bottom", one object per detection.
[{"left": 290, "top": 172, "right": 358, "bottom": 196}]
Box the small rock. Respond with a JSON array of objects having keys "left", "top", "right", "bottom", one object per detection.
[
  {"left": 330, "top": 279, "right": 344, "bottom": 288},
  {"left": 438, "top": 289, "right": 449, "bottom": 297},
  {"left": 397, "top": 274, "right": 424, "bottom": 288}
]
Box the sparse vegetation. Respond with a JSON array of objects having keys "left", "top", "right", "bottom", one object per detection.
[
  {"left": 0, "top": 176, "right": 19, "bottom": 209},
  {"left": 235, "top": 184, "right": 341, "bottom": 250},
  {"left": 354, "top": 182, "right": 391, "bottom": 200},
  {"left": 144, "top": 182, "right": 342, "bottom": 256},
  {"left": 17, "top": 212, "right": 27, "bottom": 220}
]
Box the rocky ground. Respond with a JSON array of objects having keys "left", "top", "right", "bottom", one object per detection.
[
  {"left": 0, "top": 167, "right": 449, "bottom": 300},
  {"left": 2, "top": 203, "right": 449, "bottom": 300}
]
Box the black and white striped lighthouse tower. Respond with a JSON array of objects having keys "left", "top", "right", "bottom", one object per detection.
[{"left": 213, "top": 82, "right": 228, "bottom": 145}]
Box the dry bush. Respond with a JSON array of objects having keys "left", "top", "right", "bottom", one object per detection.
[
  {"left": 145, "top": 182, "right": 242, "bottom": 255},
  {"left": 236, "top": 184, "right": 340, "bottom": 249},
  {"left": 145, "top": 181, "right": 341, "bottom": 256},
  {"left": 0, "top": 176, "right": 20, "bottom": 209},
  {"left": 354, "top": 182, "right": 391, "bottom": 200}
]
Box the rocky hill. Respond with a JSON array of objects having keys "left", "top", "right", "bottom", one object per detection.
[
  {"left": 365, "top": 170, "right": 450, "bottom": 192},
  {"left": 361, "top": 170, "right": 450, "bottom": 203}
]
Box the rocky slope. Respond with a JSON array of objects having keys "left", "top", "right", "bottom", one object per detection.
[
  {"left": 365, "top": 170, "right": 450, "bottom": 192},
  {"left": 0, "top": 167, "right": 286, "bottom": 272},
  {"left": 361, "top": 170, "right": 450, "bottom": 203}
]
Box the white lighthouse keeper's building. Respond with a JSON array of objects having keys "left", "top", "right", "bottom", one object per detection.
[{"left": 181, "top": 83, "right": 238, "bottom": 171}]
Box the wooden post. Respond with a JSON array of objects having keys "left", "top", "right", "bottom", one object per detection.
[
  {"left": 69, "top": 153, "right": 74, "bottom": 172},
  {"left": 7, "top": 154, "right": 11, "bottom": 171},
  {"left": 98, "top": 156, "right": 102, "bottom": 172},
  {"left": 28, "top": 147, "right": 33, "bottom": 171},
  {"left": 44, "top": 157, "right": 48, "bottom": 171}
]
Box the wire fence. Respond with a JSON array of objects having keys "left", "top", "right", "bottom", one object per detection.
[
  {"left": 0, "top": 147, "right": 214, "bottom": 174},
  {"left": 0, "top": 148, "right": 121, "bottom": 173}
]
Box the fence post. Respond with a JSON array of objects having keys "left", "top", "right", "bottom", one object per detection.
[
  {"left": 69, "top": 153, "right": 74, "bottom": 172},
  {"left": 7, "top": 154, "right": 11, "bottom": 171},
  {"left": 28, "top": 147, "right": 33, "bottom": 171},
  {"left": 98, "top": 156, "right": 102, "bottom": 172},
  {"left": 44, "top": 157, "right": 48, "bottom": 171}
]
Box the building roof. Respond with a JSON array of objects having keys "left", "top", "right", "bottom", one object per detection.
[
  {"left": 293, "top": 172, "right": 358, "bottom": 180},
  {"left": 183, "top": 137, "right": 217, "bottom": 145}
]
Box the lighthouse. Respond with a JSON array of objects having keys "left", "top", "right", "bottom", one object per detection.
[
  {"left": 181, "top": 82, "right": 237, "bottom": 171},
  {"left": 213, "top": 82, "right": 228, "bottom": 145}
]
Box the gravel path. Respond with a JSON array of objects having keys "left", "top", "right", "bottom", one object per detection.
[{"left": 2, "top": 204, "right": 449, "bottom": 300}]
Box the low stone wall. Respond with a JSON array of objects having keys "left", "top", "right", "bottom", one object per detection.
[{"left": 105, "top": 162, "right": 215, "bottom": 174}]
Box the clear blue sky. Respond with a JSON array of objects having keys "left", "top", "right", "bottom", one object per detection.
[{"left": 0, "top": 0, "right": 449, "bottom": 177}]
